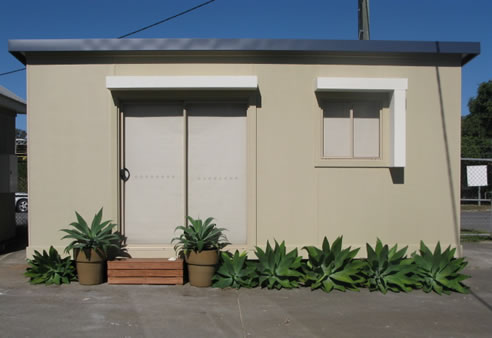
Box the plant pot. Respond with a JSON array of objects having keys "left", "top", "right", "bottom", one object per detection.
[
  {"left": 75, "top": 249, "right": 105, "bottom": 285},
  {"left": 185, "top": 250, "right": 219, "bottom": 287}
]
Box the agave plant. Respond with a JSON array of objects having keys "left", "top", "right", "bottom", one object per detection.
[
  {"left": 61, "top": 208, "right": 120, "bottom": 259},
  {"left": 364, "top": 239, "right": 417, "bottom": 294},
  {"left": 254, "top": 240, "right": 303, "bottom": 289},
  {"left": 412, "top": 241, "right": 470, "bottom": 295},
  {"left": 172, "top": 216, "right": 229, "bottom": 255},
  {"left": 302, "top": 236, "right": 365, "bottom": 293},
  {"left": 25, "top": 246, "right": 77, "bottom": 285},
  {"left": 212, "top": 250, "right": 257, "bottom": 289}
]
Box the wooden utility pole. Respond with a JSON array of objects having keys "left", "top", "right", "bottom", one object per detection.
[{"left": 358, "top": 0, "right": 371, "bottom": 40}]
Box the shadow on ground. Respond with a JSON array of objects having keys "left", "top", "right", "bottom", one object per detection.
[{"left": 0, "top": 213, "right": 28, "bottom": 255}]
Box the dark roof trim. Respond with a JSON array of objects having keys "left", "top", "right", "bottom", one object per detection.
[
  {"left": 9, "top": 38, "right": 480, "bottom": 66},
  {"left": 0, "top": 86, "right": 26, "bottom": 114}
]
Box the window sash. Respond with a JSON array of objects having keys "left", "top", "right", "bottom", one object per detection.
[{"left": 323, "top": 101, "right": 381, "bottom": 159}]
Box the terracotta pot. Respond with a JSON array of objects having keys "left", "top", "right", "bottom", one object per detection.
[
  {"left": 185, "top": 250, "right": 219, "bottom": 287},
  {"left": 75, "top": 249, "right": 105, "bottom": 285}
]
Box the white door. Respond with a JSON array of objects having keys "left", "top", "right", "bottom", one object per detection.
[
  {"left": 124, "top": 104, "right": 184, "bottom": 244},
  {"left": 187, "top": 103, "right": 247, "bottom": 244}
]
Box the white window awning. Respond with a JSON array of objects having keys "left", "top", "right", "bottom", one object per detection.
[{"left": 106, "top": 76, "right": 258, "bottom": 90}]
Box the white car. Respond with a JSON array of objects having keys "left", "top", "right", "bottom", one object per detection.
[{"left": 15, "top": 192, "right": 28, "bottom": 213}]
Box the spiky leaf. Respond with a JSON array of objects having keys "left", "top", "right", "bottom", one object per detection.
[
  {"left": 61, "top": 208, "right": 122, "bottom": 259},
  {"left": 172, "top": 216, "right": 230, "bottom": 256},
  {"left": 25, "top": 246, "right": 77, "bottom": 285},
  {"left": 412, "top": 241, "right": 470, "bottom": 295},
  {"left": 302, "top": 236, "right": 365, "bottom": 293},
  {"left": 363, "top": 239, "right": 418, "bottom": 293},
  {"left": 212, "top": 251, "right": 257, "bottom": 289},
  {"left": 254, "top": 240, "right": 303, "bottom": 289}
]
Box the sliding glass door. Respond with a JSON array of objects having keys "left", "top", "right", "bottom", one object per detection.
[
  {"left": 124, "top": 104, "right": 184, "bottom": 244},
  {"left": 123, "top": 102, "right": 247, "bottom": 245},
  {"left": 187, "top": 103, "right": 247, "bottom": 244}
]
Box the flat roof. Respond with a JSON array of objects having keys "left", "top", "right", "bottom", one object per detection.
[
  {"left": 8, "top": 38, "right": 480, "bottom": 66},
  {"left": 0, "top": 86, "right": 26, "bottom": 114}
]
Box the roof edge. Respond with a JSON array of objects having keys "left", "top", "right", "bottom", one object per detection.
[{"left": 8, "top": 38, "right": 480, "bottom": 66}]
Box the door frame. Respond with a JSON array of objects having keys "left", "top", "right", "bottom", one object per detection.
[{"left": 117, "top": 98, "right": 258, "bottom": 257}]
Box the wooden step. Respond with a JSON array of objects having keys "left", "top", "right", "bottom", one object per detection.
[
  {"left": 108, "top": 269, "right": 183, "bottom": 277},
  {"left": 108, "top": 277, "right": 183, "bottom": 285},
  {"left": 108, "top": 258, "right": 183, "bottom": 270},
  {"left": 107, "top": 258, "right": 184, "bottom": 285}
]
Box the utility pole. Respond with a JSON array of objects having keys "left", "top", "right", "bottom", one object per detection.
[{"left": 358, "top": 0, "right": 371, "bottom": 40}]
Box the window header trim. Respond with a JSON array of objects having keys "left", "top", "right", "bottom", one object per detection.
[{"left": 316, "top": 77, "right": 408, "bottom": 91}]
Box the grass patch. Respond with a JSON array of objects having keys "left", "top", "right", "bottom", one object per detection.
[
  {"left": 462, "top": 229, "right": 489, "bottom": 234},
  {"left": 461, "top": 229, "right": 492, "bottom": 242},
  {"left": 461, "top": 204, "right": 491, "bottom": 212},
  {"left": 461, "top": 235, "right": 492, "bottom": 243}
]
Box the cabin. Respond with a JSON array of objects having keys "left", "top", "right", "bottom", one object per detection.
[{"left": 8, "top": 38, "right": 480, "bottom": 257}]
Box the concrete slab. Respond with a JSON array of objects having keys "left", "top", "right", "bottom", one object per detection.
[{"left": 1, "top": 242, "right": 491, "bottom": 337}]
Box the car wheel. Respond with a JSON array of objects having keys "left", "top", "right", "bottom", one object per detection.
[{"left": 16, "top": 199, "right": 28, "bottom": 213}]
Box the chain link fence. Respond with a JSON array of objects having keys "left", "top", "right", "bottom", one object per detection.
[
  {"left": 17, "top": 157, "right": 27, "bottom": 192},
  {"left": 461, "top": 158, "right": 491, "bottom": 235}
]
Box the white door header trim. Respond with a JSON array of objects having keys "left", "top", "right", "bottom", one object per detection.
[{"left": 106, "top": 76, "right": 258, "bottom": 90}]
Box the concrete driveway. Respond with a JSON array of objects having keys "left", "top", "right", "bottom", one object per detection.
[{"left": 1, "top": 242, "right": 491, "bottom": 337}]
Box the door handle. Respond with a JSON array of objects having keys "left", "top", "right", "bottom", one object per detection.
[{"left": 120, "top": 168, "right": 130, "bottom": 182}]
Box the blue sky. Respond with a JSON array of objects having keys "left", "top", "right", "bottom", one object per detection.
[{"left": 1, "top": 0, "right": 490, "bottom": 131}]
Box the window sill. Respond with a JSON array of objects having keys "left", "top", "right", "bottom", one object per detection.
[{"left": 314, "top": 158, "right": 391, "bottom": 168}]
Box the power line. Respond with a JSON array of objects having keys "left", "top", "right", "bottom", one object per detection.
[
  {"left": 118, "top": 0, "right": 216, "bottom": 39},
  {"left": 0, "top": 67, "right": 26, "bottom": 77},
  {"left": 0, "top": 0, "right": 217, "bottom": 77}
]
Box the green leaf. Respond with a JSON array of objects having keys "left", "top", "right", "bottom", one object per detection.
[
  {"left": 303, "top": 236, "right": 365, "bottom": 293},
  {"left": 25, "top": 246, "right": 77, "bottom": 285}
]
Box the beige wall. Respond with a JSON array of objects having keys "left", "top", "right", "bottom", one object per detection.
[{"left": 26, "top": 60, "right": 462, "bottom": 258}]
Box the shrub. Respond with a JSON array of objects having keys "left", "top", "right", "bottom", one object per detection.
[
  {"left": 172, "top": 216, "right": 229, "bottom": 256},
  {"left": 302, "top": 236, "right": 365, "bottom": 293},
  {"left": 25, "top": 246, "right": 77, "bottom": 285},
  {"left": 363, "top": 239, "right": 417, "bottom": 293},
  {"left": 412, "top": 241, "right": 470, "bottom": 295},
  {"left": 212, "top": 250, "right": 257, "bottom": 289},
  {"left": 254, "top": 240, "right": 303, "bottom": 289},
  {"left": 61, "top": 208, "right": 120, "bottom": 260}
]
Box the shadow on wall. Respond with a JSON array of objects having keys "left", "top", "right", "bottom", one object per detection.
[
  {"left": 435, "top": 41, "right": 460, "bottom": 256},
  {"left": 389, "top": 168, "right": 404, "bottom": 184}
]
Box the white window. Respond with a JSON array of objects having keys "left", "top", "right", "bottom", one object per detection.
[
  {"left": 317, "top": 77, "right": 408, "bottom": 167},
  {"left": 323, "top": 101, "right": 381, "bottom": 159}
]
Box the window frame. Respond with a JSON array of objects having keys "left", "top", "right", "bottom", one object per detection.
[
  {"left": 315, "top": 77, "right": 408, "bottom": 168},
  {"left": 321, "top": 98, "right": 383, "bottom": 160}
]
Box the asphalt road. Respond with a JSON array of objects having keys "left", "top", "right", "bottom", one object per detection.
[{"left": 461, "top": 211, "right": 492, "bottom": 232}]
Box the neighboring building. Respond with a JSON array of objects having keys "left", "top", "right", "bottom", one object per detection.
[
  {"left": 0, "top": 86, "right": 26, "bottom": 245},
  {"left": 9, "top": 38, "right": 479, "bottom": 258}
]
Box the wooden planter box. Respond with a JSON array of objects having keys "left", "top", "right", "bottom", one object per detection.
[{"left": 107, "top": 258, "right": 184, "bottom": 285}]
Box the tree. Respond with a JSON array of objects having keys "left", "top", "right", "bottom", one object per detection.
[{"left": 462, "top": 80, "right": 492, "bottom": 158}]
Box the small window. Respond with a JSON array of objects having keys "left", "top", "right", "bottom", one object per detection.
[{"left": 323, "top": 101, "right": 381, "bottom": 159}]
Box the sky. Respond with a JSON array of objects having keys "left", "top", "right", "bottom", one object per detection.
[{"left": 0, "top": 0, "right": 491, "bottom": 131}]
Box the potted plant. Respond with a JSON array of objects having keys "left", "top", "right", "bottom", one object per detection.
[
  {"left": 172, "top": 216, "right": 229, "bottom": 287},
  {"left": 61, "top": 208, "right": 121, "bottom": 285}
]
